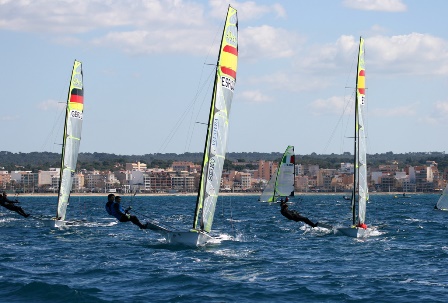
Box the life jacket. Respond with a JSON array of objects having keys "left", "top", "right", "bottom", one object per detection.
[
  {"left": 106, "top": 202, "right": 124, "bottom": 220},
  {"left": 105, "top": 201, "right": 113, "bottom": 215}
]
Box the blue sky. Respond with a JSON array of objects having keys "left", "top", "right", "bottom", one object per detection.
[{"left": 1, "top": 0, "right": 447, "bottom": 156}]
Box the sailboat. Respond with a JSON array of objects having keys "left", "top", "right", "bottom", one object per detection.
[
  {"left": 336, "top": 37, "right": 372, "bottom": 238},
  {"left": 147, "top": 6, "right": 238, "bottom": 246},
  {"left": 50, "top": 60, "right": 84, "bottom": 228},
  {"left": 259, "top": 146, "right": 295, "bottom": 202},
  {"left": 435, "top": 185, "right": 448, "bottom": 210}
]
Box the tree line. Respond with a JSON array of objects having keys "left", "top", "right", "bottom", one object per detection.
[{"left": 0, "top": 151, "right": 447, "bottom": 173}]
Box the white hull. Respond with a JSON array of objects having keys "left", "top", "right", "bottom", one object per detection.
[
  {"left": 42, "top": 219, "right": 66, "bottom": 228},
  {"left": 165, "top": 230, "right": 212, "bottom": 246},
  {"left": 41, "top": 218, "right": 83, "bottom": 228},
  {"left": 146, "top": 221, "right": 212, "bottom": 246},
  {"left": 335, "top": 227, "right": 369, "bottom": 238}
]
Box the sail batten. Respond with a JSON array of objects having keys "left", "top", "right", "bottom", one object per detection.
[
  {"left": 56, "top": 60, "right": 84, "bottom": 221},
  {"left": 193, "top": 6, "right": 238, "bottom": 233}
]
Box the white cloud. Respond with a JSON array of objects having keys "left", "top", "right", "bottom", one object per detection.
[
  {"left": 367, "top": 33, "right": 448, "bottom": 75},
  {"left": 208, "top": 0, "right": 286, "bottom": 20},
  {"left": 420, "top": 101, "right": 448, "bottom": 125},
  {"left": 343, "top": 0, "right": 407, "bottom": 12},
  {"left": 251, "top": 72, "right": 329, "bottom": 93},
  {"left": 294, "top": 35, "right": 358, "bottom": 74},
  {"left": 293, "top": 34, "right": 448, "bottom": 77},
  {"left": 0, "top": 0, "right": 205, "bottom": 34},
  {"left": 92, "top": 28, "right": 214, "bottom": 55},
  {"left": 240, "top": 25, "right": 303, "bottom": 60},
  {"left": 0, "top": 115, "right": 19, "bottom": 121},
  {"left": 371, "top": 104, "right": 418, "bottom": 117},
  {"left": 434, "top": 101, "right": 448, "bottom": 115},
  {"left": 239, "top": 90, "right": 272, "bottom": 103},
  {"left": 37, "top": 99, "right": 65, "bottom": 111},
  {"left": 0, "top": 0, "right": 291, "bottom": 57},
  {"left": 310, "top": 96, "right": 350, "bottom": 115},
  {"left": 370, "top": 24, "right": 388, "bottom": 34}
]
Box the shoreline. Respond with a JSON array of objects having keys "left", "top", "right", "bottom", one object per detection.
[{"left": 11, "top": 192, "right": 436, "bottom": 197}]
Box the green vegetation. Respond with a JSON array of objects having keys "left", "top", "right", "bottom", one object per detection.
[{"left": 0, "top": 151, "right": 446, "bottom": 172}]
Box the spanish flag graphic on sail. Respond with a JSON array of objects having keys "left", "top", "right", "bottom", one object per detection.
[
  {"left": 357, "top": 37, "right": 365, "bottom": 104},
  {"left": 219, "top": 7, "right": 238, "bottom": 85}
]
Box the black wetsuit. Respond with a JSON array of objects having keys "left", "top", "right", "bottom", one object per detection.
[
  {"left": 0, "top": 196, "right": 30, "bottom": 218},
  {"left": 280, "top": 205, "right": 317, "bottom": 227},
  {"left": 106, "top": 200, "right": 146, "bottom": 229}
]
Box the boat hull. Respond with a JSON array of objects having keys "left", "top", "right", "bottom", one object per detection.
[
  {"left": 146, "top": 221, "right": 212, "bottom": 246},
  {"left": 42, "top": 219, "right": 66, "bottom": 228},
  {"left": 166, "top": 231, "right": 212, "bottom": 246},
  {"left": 335, "top": 227, "right": 369, "bottom": 238}
]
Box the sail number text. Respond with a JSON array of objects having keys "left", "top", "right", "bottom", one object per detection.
[
  {"left": 221, "top": 76, "right": 235, "bottom": 91},
  {"left": 70, "top": 110, "right": 83, "bottom": 120}
]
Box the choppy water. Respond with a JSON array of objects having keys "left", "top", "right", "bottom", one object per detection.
[{"left": 1, "top": 194, "right": 447, "bottom": 302}]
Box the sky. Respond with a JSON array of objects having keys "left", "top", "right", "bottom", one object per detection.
[{"left": 1, "top": 0, "right": 447, "bottom": 156}]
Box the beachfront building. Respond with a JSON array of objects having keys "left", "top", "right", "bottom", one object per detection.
[
  {"left": 256, "top": 160, "right": 278, "bottom": 182},
  {"left": 0, "top": 171, "right": 10, "bottom": 187},
  {"left": 125, "top": 162, "right": 147, "bottom": 171},
  {"left": 171, "top": 171, "right": 195, "bottom": 192}
]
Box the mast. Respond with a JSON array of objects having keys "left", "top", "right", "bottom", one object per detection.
[
  {"left": 352, "top": 36, "right": 367, "bottom": 226},
  {"left": 352, "top": 37, "right": 363, "bottom": 225},
  {"left": 56, "top": 60, "right": 84, "bottom": 221},
  {"left": 56, "top": 64, "right": 75, "bottom": 212},
  {"left": 357, "top": 36, "right": 367, "bottom": 225},
  {"left": 291, "top": 146, "right": 295, "bottom": 197},
  {"left": 193, "top": 5, "right": 238, "bottom": 231}
]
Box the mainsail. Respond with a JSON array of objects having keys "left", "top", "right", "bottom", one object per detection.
[
  {"left": 436, "top": 185, "right": 448, "bottom": 210},
  {"left": 259, "top": 146, "right": 295, "bottom": 202},
  {"left": 351, "top": 37, "right": 367, "bottom": 226},
  {"left": 192, "top": 5, "right": 238, "bottom": 233},
  {"left": 56, "top": 60, "right": 84, "bottom": 221}
]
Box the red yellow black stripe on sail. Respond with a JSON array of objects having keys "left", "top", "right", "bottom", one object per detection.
[{"left": 70, "top": 88, "right": 84, "bottom": 104}]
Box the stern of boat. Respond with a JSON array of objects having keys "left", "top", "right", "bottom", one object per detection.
[
  {"left": 335, "top": 226, "right": 369, "bottom": 238},
  {"left": 42, "top": 218, "right": 66, "bottom": 228}
]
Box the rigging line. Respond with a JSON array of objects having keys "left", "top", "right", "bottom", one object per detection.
[
  {"left": 131, "top": 209, "right": 176, "bottom": 230},
  {"left": 41, "top": 105, "right": 65, "bottom": 152},
  {"left": 184, "top": 68, "right": 216, "bottom": 153},
  {"left": 159, "top": 23, "right": 221, "bottom": 154},
  {"left": 157, "top": 70, "right": 215, "bottom": 153},
  {"left": 342, "top": 91, "right": 355, "bottom": 152},
  {"left": 322, "top": 89, "right": 355, "bottom": 153}
]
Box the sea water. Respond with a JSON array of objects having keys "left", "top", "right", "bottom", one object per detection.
[{"left": 1, "top": 194, "right": 447, "bottom": 302}]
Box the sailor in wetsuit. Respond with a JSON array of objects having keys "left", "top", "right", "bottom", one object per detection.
[
  {"left": 0, "top": 192, "right": 30, "bottom": 218},
  {"left": 105, "top": 194, "right": 148, "bottom": 229},
  {"left": 280, "top": 200, "right": 318, "bottom": 228}
]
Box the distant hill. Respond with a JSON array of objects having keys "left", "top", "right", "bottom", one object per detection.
[{"left": 0, "top": 150, "right": 447, "bottom": 173}]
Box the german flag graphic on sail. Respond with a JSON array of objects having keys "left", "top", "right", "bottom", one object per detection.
[
  {"left": 68, "top": 61, "right": 84, "bottom": 112},
  {"left": 219, "top": 7, "right": 238, "bottom": 83},
  {"left": 70, "top": 88, "right": 83, "bottom": 104}
]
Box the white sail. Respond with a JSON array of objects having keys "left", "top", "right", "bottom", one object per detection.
[
  {"left": 356, "top": 37, "right": 367, "bottom": 225},
  {"left": 145, "top": 6, "right": 238, "bottom": 245},
  {"left": 436, "top": 185, "right": 448, "bottom": 210},
  {"left": 259, "top": 146, "right": 295, "bottom": 202},
  {"left": 259, "top": 168, "right": 278, "bottom": 203},
  {"left": 56, "top": 60, "right": 84, "bottom": 221},
  {"left": 336, "top": 37, "right": 372, "bottom": 238},
  {"left": 193, "top": 5, "right": 238, "bottom": 233}
]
